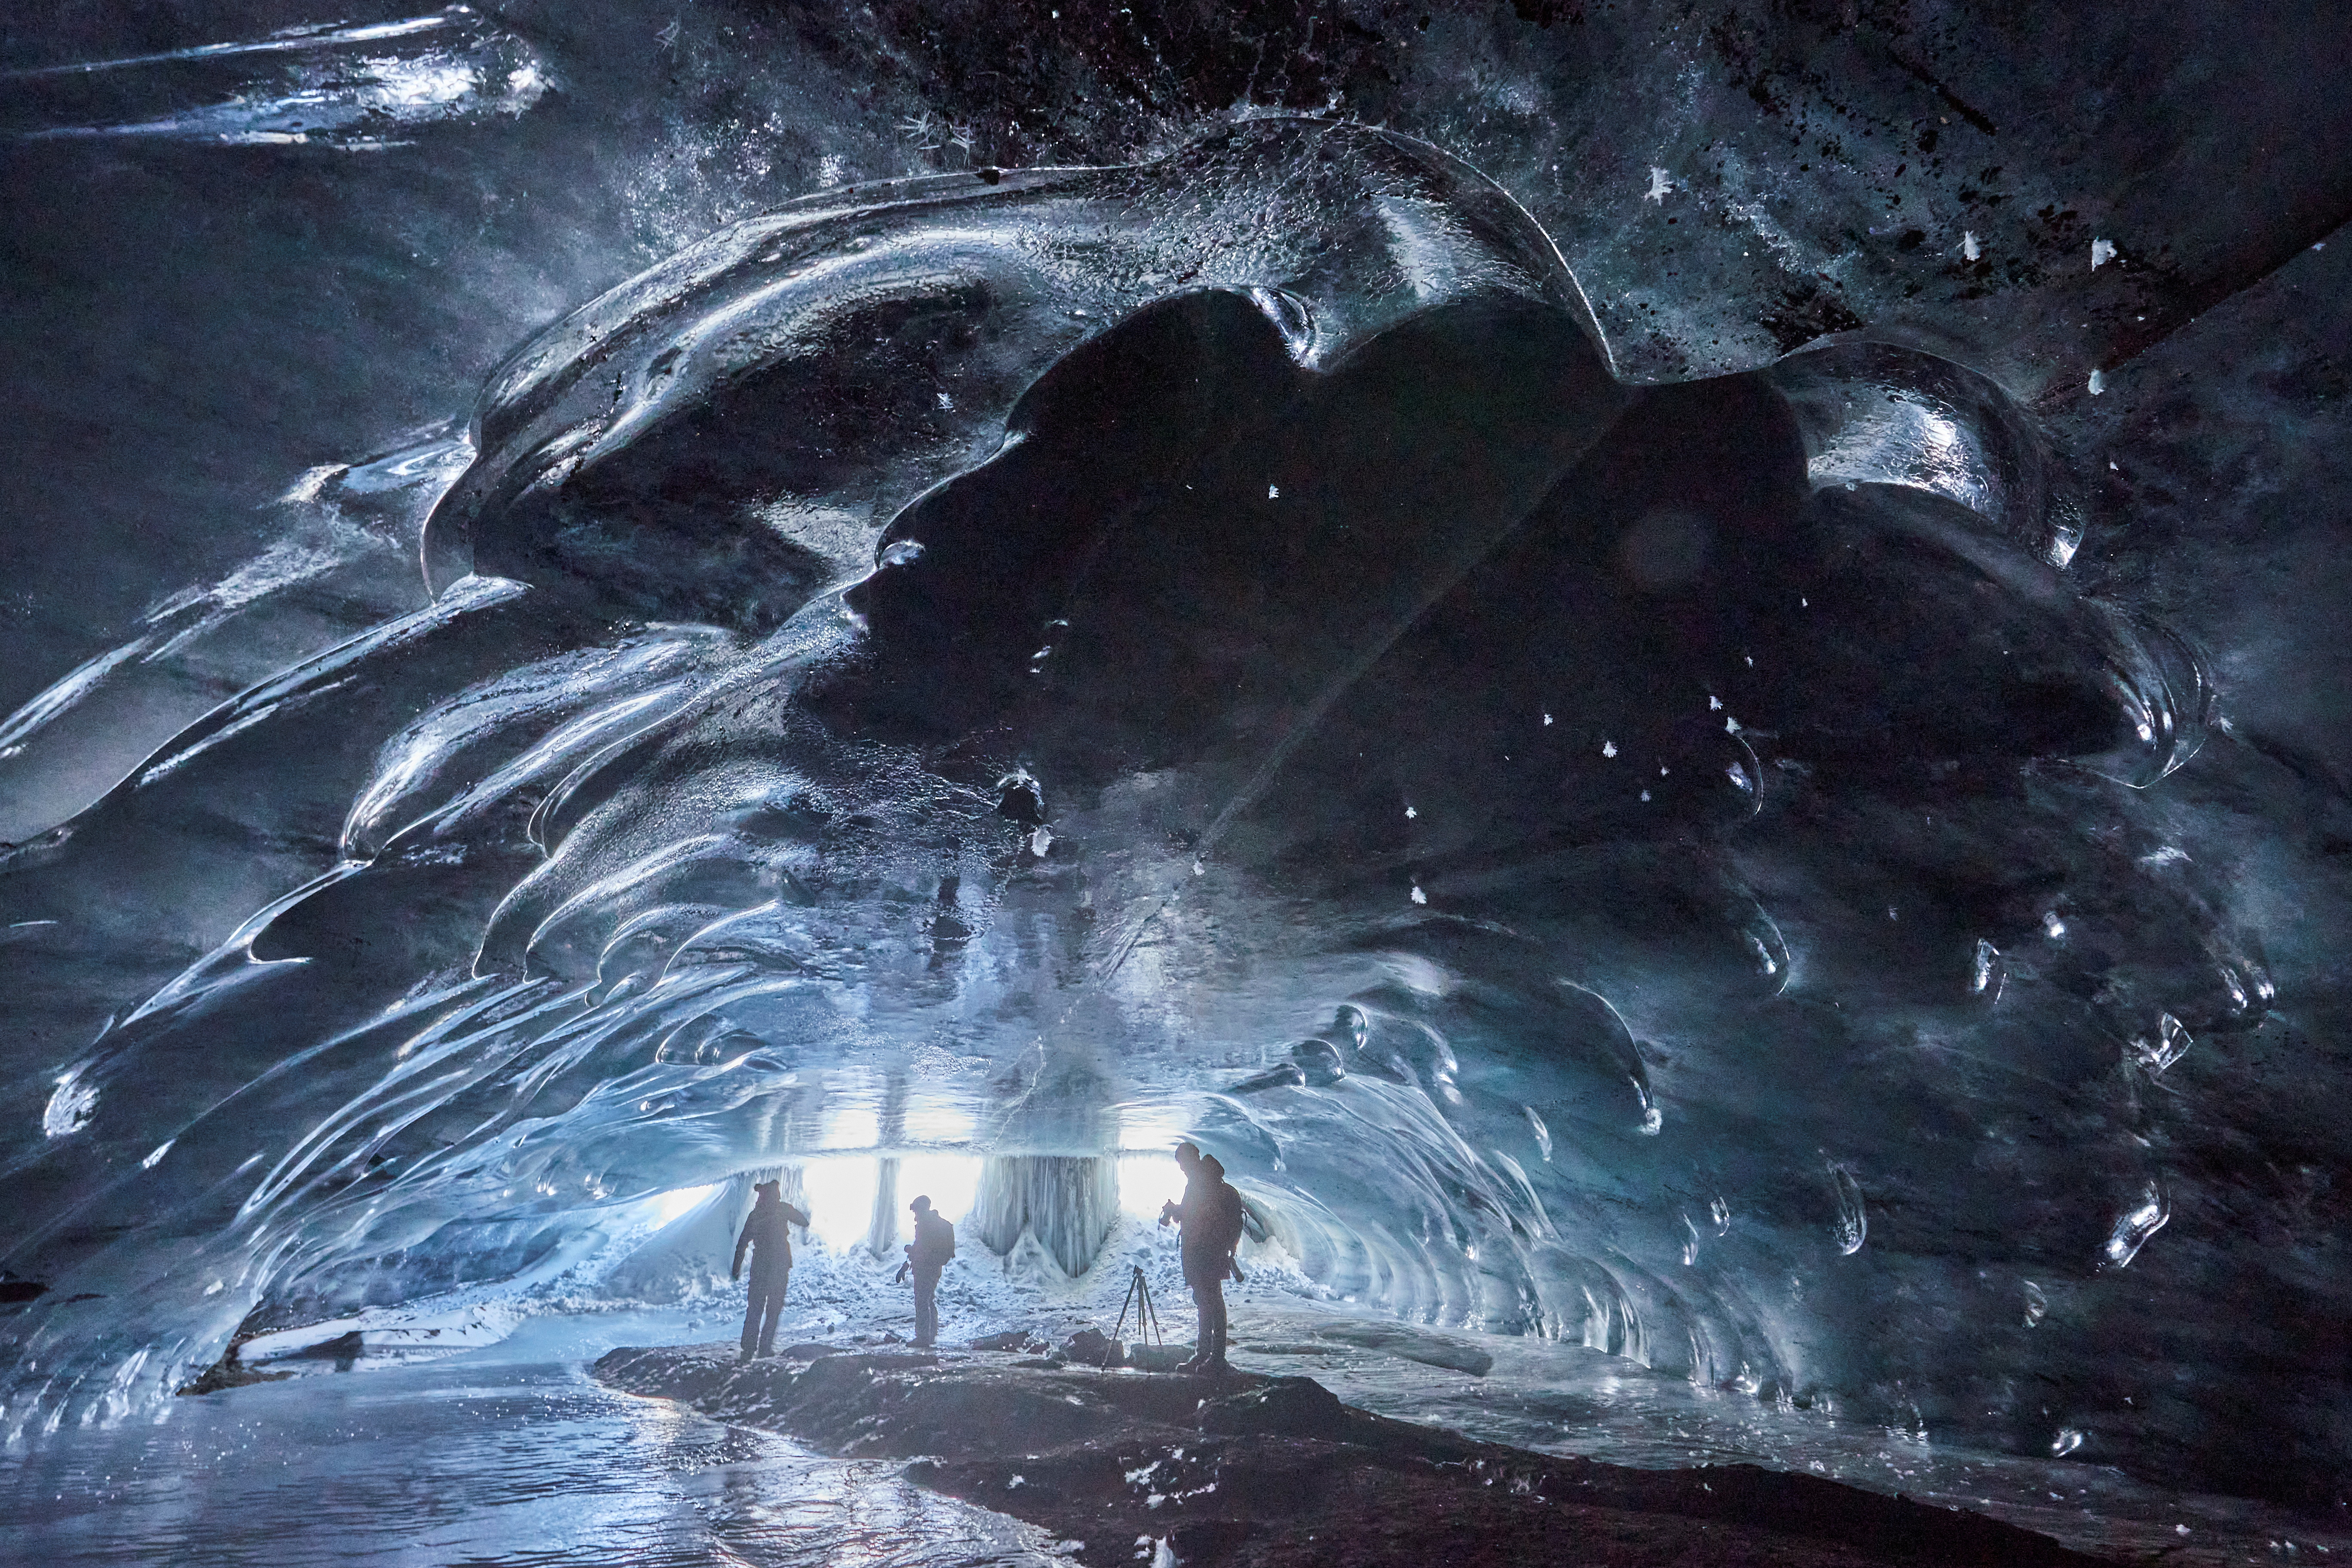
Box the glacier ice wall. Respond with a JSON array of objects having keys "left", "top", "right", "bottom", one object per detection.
[{"left": 3, "top": 8, "right": 2349, "bottom": 1510}]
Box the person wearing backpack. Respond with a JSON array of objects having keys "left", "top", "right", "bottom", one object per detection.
[
  {"left": 1160, "top": 1142, "right": 1247, "bottom": 1373},
  {"left": 898, "top": 1194, "right": 956, "bottom": 1348}
]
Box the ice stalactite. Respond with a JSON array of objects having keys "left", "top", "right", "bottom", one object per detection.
[
  {"left": 867, "top": 1160, "right": 903, "bottom": 1261},
  {"left": 865, "top": 1076, "right": 909, "bottom": 1259},
  {"left": 971, "top": 1157, "right": 1121, "bottom": 1278}
]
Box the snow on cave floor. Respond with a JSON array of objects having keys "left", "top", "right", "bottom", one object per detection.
[{"left": 6, "top": 1235, "right": 2345, "bottom": 1566}]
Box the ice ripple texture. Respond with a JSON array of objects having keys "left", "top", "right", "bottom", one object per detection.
[{"left": 0, "top": 118, "right": 2313, "bottom": 1501}]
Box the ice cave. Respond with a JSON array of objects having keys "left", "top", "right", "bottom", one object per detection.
[{"left": 4, "top": 3, "right": 2349, "bottom": 1563}]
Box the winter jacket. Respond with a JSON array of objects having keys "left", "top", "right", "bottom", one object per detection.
[
  {"left": 733, "top": 1195, "right": 809, "bottom": 1277},
  {"left": 908, "top": 1210, "right": 956, "bottom": 1271},
  {"left": 1173, "top": 1174, "right": 1247, "bottom": 1263}
]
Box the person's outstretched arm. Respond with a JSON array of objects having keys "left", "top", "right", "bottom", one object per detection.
[
  {"left": 731, "top": 1219, "right": 752, "bottom": 1280},
  {"left": 782, "top": 1201, "right": 809, "bottom": 1228}
]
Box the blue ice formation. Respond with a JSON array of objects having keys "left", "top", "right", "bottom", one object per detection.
[
  {"left": 3, "top": 8, "right": 548, "bottom": 149},
  {"left": 0, "top": 117, "right": 2294, "bottom": 1498}
]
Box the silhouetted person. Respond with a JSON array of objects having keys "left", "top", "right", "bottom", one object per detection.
[
  {"left": 732, "top": 1178, "right": 808, "bottom": 1361},
  {"left": 1161, "top": 1142, "right": 1248, "bottom": 1372},
  {"left": 895, "top": 1194, "right": 956, "bottom": 1348}
]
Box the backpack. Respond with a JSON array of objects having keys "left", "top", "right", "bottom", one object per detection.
[
  {"left": 1203, "top": 1181, "right": 1247, "bottom": 1254},
  {"left": 914, "top": 1211, "right": 956, "bottom": 1266}
]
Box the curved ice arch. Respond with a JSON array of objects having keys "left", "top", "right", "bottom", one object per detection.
[
  {"left": 0, "top": 116, "right": 2267, "bottom": 1481},
  {"left": 422, "top": 117, "right": 1608, "bottom": 629}
]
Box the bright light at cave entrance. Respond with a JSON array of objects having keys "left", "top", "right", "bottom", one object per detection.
[
  {"left": 646, "top": 1182, "right": 719, "bottom": 1228},
  {"left": 1117, "top": 1151, "right": 1186, "bottom": 1218},
  {"left": 897, "top": 1152, "right": 983, "bottom": 1225},
  {"left": 801, "top": 1156, "right": 879, "bottom": 1251}
]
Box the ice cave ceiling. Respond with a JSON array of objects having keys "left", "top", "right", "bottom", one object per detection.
[{"left": 3, "top": 0, "right": 2350, "bottom": 1511}]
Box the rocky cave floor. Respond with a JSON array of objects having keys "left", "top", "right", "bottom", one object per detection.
[{"left": 592, "top": 1335, "right": 2112, "bottom": 1567}]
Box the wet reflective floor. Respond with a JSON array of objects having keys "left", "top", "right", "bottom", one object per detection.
[
  {"left": 1, "top": 1320, "right": 1079, "bottom": 1567},
  {"left": 8, "top": 1301, "right": 2345, "bottom": 1566}
]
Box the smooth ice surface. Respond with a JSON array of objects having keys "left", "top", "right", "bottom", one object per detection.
[
  {"left": 2, "top": 1336, "right": 1081, "bottom": 1566},
  {"left": 6, "top": 0, "right": 2352, "bottom": 1528}
]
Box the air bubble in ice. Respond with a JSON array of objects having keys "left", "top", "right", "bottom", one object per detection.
[
  {"left": 2052, "top": 1427, "right": 2084, "bottom": 1456},
  {"left": 2218, "top": 962, "right": 2257, "bottom": 1014},
  {"left": 1229, "top": 1060, "right": 1308, "bottom": 1094},
  {"left": 1711, "top": 1197, "right": 1731, "bottom": 1235},
  {"left": 2022, "top": 1279, "right": 2048, "bottom": 1328},
  {"left": 41, "top": 1066, "right": 97, "bottom": 1139},
  {"left": 1829, "top": 1163, "right": 1868, "bottom": 1254},
  {"left": 655, "top": 1014, "right": 739, "bottom": 1066},
  {"left": 1291, "top": 1038, "right": 1346, "bottom": 1087},
  {"left": 1523, "top": 1105, "right": 1552, "bottom": 1161},
  {"left": 1970, "top": 938, "right": 2005, "bottom": 1001},
  {"left": 1744, "top": 914, "right": 1790, "bottom": 985},
  {"left": 2101, "top": 1182, "right": 2170, "bottom": 1269},
  {"left": 1243, "top": 286, "right": 1317, "bottom": 360}
]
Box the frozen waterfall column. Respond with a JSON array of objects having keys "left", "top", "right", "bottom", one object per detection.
[
  {"left": 867, "top": 1073, "right": 910, "bottom": 1260},
  {"left": 899, "top": 1195, "right": 956, "bottom": 1349},
  {"left": 1160, "top": 1144, "right": 1247, "bottom": 1373},
  {"left": 732, "top": 1179, "right": 808, "bottom": 1361}
]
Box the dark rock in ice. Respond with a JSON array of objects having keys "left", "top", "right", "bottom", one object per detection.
[
  {"left": 1125, "top": 1343, "right": 1191, "bottom": 1373},
  {"left": 1197, "top": 1374, "right": 1352, "bottom": 1440}
]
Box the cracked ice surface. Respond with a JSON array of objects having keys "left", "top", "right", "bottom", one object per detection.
[{"left": 0, "top": 112, "right": 2336, "bottom": 1512}]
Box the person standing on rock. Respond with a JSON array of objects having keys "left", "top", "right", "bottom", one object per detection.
[
  {"left": 897, "top": 1194, "right": 956, "bottom": 1348},
  {"left": 1161, "top": 1142, "right": 1247, "bottom": 1373},
  {"left": 732, "top": 1178, "right": 809, "bottom": 1362}
]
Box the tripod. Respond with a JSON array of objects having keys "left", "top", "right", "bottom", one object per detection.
[{"left": 1106, "top": 1264, "right": 1163, "bottom": 1367}]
